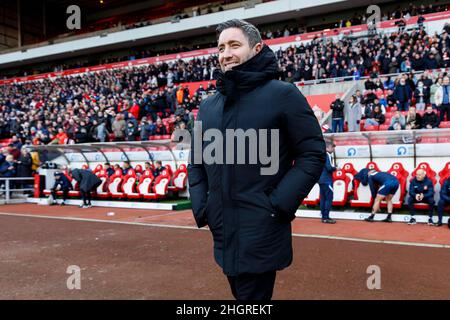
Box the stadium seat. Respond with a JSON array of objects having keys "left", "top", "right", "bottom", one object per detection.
[
  {"left": 439, "top": 121, "right": 450, "bottom": 129},
  {"left": 95, "top": 170, "right": 111, "bottom": 199},
  {"left": 364, "top": 125, "right": 379, "bottom": 131},
  {"left": 142, "top": 170, "right": 171, "bottom": 200},
  {"left": 93, "top": 164, "right": 104, "bottom": 174},
  {"left": 366, "top": 161, "right": 380, "bottom": 171},
  {"left": 389, "top": 162, "right": 409, "bottom": 181},
  {"left": 380, "top": 170, "right": 406, "bottom": 208},
  {"left": 411, "top": 162, "right": 437, "bottom": 181},
  {"left": 350, "top": 161, "right": 382, "bottom": 207},
  {"left": 379, "top": 124, "right": 390, "bottom": 131},
  {"left": 135, "top": 164, "right": 143, "bottom": 176},
  {"left": 438, "top": 162, "right": 450, "bottom": 182},
  {"left": 332, "top": 170, "right": 350, "bottom": 206},
  {"left": 136, "top": 170, "right": 154, "bottom": 199},
  {"left": 349, "top": 178, "right": 373, "bottom": 208},
  {"left": 108, "top": 169, "right": 124, "bottom": 198},
  {"left": 122, "top": 170, "right": 140, "bottom": 199},
  {"left": 341, "top": 162, "right": 358, "bottom": 195},
  {"left": 302, "top": 183, "right": 320, "bottom": 206},
  {"left": 43, "top": 172, "right": 80, "bottom": 198},
  {"left": 168, "top": 164, "right": 188, "bottom": 191}
]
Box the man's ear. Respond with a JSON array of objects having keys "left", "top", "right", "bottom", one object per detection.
[{"left": 253, "top": 42, "right": 263, "bottom": 55}]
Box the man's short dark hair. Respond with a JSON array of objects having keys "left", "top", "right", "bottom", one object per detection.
[{"left": 216, "top": 19, "right": 262, "bottom": 48}]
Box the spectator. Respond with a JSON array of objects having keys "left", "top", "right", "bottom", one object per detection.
[
  {"left": 152, "top": 160, "right": 165, "bottom": 178},
  {"left": 414, "top": 81, "right": 430, "bottom": 111},
  {"left": 407, "top": 169, "right": 435, "bottom": 225},
  {"left": 421, "top": 105, "right": 440, "bottom": 129},
  {"left": 434, "top": 76, "right": 450, "bottom": 122},
  {"left": 0, "top": 155, "right": 16, "bottom": 177},
  {"left": 394, "top": 77, "right": 412, "bottom": 111},
  {"left": 330, "top": 95, "right": 345, "bottom": 133},
  {"left": 104, "top": 163, "right": 114, "bottom": 177},
  {"left": 405, "top": 106, "right": 422, "bottom": 130},
  {"left": 346, "top": 95, "right": 362, "bottom": 132},
  {"left": 430, "top": 77, "right": 443, "bottom": 108},
  {"left": 154, "top": 118, "right": 168, "bottom": 135},
  {"left": 94, "top": 120, "right": 110, "bottom": 142},
  {"left": 365, "top": 105, "right": 385, "bottom": 128},
  {"left": 125, "top": 122, "right": 138, "bottom": 141},
  {"left": 112, "top": 114, "right": 126, "bottom": 141},
  {"left": 389, "top": 110, "right": 406, "bottom": 130},
  {"left": 122, "top": 161, "right": 132, "bottom": 175},
  {"left": 16, "top": 148, "right": 32, "bottom": 188}
]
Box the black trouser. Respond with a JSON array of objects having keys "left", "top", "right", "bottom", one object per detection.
[
  {"left": 80, "top": 190, "right": 91, "bottom": 205},
  {"left": 437, "top": 199, "right": 449, "bottom": 224},
  {"left": 439, "top": 103, "right": 450, "bottom": 122},
  {"left": 81, "top": 182, "right": 102, "bottom": 205},
  {"left": 319, "top": 183, "right": 333, "bottom": 220},
  {"left": 408, "top": 196, "right": 434, "bottom": 217},
  {"left": 51, "top": 188, "right": 69, "bottom": 202},
  {"left": 227, "top": 271, "right": 276, "bottom": 300}
]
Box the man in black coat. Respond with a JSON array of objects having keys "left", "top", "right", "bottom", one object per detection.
[
  {"left": 330, "top": 95, "right": 345, "bottom": 133},
  {"left": 71, "top": 168, "right": 102, "bottom": 208},
  {"left": 187, "top": 19, "right": 326, "bottom": 300}
]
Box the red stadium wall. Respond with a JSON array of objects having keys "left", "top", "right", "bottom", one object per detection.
[{"left": 306, "top": 94, "right": 341, "bottom": 112}]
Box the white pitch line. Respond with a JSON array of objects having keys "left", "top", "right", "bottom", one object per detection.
[{"left": 1, "top": 212, "right": 449, "bottom": 249}]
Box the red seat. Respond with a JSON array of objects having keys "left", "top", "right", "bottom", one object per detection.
[
  {"left": 379, "top": 124, "right": 390, "bottom": 131},
  {"left": 135, "top": 170, "right": 154, "bottom": 199},
  {"left": 93, "top": 164, "right": 104, "bottom": 174},
  {"left": 122, "top": 170, "right": 140, "bottom": 199},
  {"left": 366, "top": 161, "right": 380, "bottom": 171},
  {"left": 364, "top": 125, "right": 379, "bottom": 131},
  {"left": 108, "top": 169, "right": 124, "bottom": 198},
  {"left": 341, "top": 163, "right": 358, "bottom": 195},
  {"left": 168, "top": 164, "right": 188, "bottom": 191},
  {"left": 302, "top": 183, "right": 320, "bottom": 206},
  {"left": 438, "top": 162, "right": 450, "bottom": 183},
  {"left": 332, "top": 170, "right": 350, "bottom": 206},
  {"left": 135, "top": 164, "right": 143, "bottom": 175},
  {"left": 95, "top": 170, "right": 111, "bottom": 199},
  {"left": 381, "top": 170, "right": 407, "bottom": 208},
  {"left": 411, "top": 162, "right": 437, "bottom": 181},
  {"left": 142, "top": 170, "right": 170, "bottom": 200},
  {"left": 350, "top": 178, "right": 373, "bottom": 208},
  {"left": 350, "top": 162, "right": 381, "bottom": 208},
  {"left": 388, "top": 162, "right": 409, "bottom": 181},
  {"left": 439, "top": 121, "right": 450, "bottom": 128},
  {"left": 43, "top": 172, "right": 80, "bottom": 198}
]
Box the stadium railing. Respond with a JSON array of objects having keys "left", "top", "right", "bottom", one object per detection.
[{"left": 0, "top": 177, "right": 35, "bottom": 204}]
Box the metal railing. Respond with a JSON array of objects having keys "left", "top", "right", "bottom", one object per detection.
[{"left": 0, "top": 177, "right": 35, "bottom": 204}]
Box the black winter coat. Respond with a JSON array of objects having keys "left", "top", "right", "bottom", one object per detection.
[
  {"left": 71, "top": 169, "right": 101, "bottom": 192},
  {"left": 16, "top": 153, "right": 32, "bottom": 177},
  {"left": 187, "top": 45, "right": 326, "bottom": 276}
]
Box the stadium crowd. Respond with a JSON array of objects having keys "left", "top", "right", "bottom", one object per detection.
[
  {"left": 328, "top": 72, "right": 450, "bottom": 133},
  {"left": 1, "top": 8, "right": 450, "bottom": 150}
]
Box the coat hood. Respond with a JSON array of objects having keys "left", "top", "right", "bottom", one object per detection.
[
  {"left": 214, "top": 45, "right": 279, "bottom": 98},
  {"left": 354, "top": 168, "right": 370, "bottom": 186}
]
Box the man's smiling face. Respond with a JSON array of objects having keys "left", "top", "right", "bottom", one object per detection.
[{"left": 218, "top": 27, "right": 262, "bottom": 72}]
